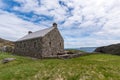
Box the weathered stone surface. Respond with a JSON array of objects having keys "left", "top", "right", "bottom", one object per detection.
[
  {"left": 14, "top": 38, "right": 43, "bottom": 58},
  {"left": 14, "top": 23, "right": 64, "bottom": 58},
  {"left": 94, "top": 43, "right": 120, "bottom": 55},
  {"left": 0, "top": 38, "right": 14, "bottom": 53},
  {"left": 0, "top": 46, "right": 14, "bottom": 53},
  {"left": 1, "top": 58, "right": 16, "bottom": 64},
  {"left": 5, "top": 46, "right": 14, "bottom": 53},
  {"left": 41, "top": 26, "right": 64, "bottom": 57},
  {"left": 58, "top": 52, "right": 87, "bottom": 59},
  {"left": 66, "top": 51, "right": 74, "bottom": 54}
]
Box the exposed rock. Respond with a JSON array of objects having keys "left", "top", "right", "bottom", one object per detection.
[
  {"left": 58, "top": 52, "right": 87, "bottom": 59},
  {"left": 0, "top": 38, "right": 14, "bottom": 47},
  {"left": 66, "top": 51, "right": 74, "bottom": 54},
  {"left": 94, "top": 43, "right": 120, "bottom": 55},
  {"left": 57, "top": 52, "right": 65, "bottom": 55},
  {"left": 38, "top": 50, "right": 88, "bottom": 59},
  {"left": 1, "top": 58, "right": 16, "bottom": 64},
  {"left": 0, "top": 38, "right": 14, "bottom": 52},
  {"left": 57, "top": 51, "right": 74, "bottom": 55},
  {"left": 0, "top": 46, "right": 14, "bottom": 53}
]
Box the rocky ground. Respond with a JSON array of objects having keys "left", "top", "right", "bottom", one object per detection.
[
  {"left": 0, "top": 38, "right": 14, "bottom": 52},
  {"left": 0, "top": 38, "right": 14, "bottom": 47}
]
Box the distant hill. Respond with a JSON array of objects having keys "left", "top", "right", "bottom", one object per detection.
[
  {"left": 94, "top": 43, "right": 120, "bottom": 55},
  {"left": 0, "top": 38, "right": 14, "bottom": 47}
]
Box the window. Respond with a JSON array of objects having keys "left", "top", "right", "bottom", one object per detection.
[
  {"left": 20, "top": 42, "right": 22, "bottom": 48},
  {"left": 16, "top": 44, "right": 18, "bottom": 47},
  {"left": 24, "top": 43, "right": 26, "bottom": 47},
  {"left": 49, "top": 42, "right": 51, "bottom": 47},
  {"left": 60, "top": 43, "right": 62, "bottom": 46},
  {"left": 34, "top": 42, "right": 37, "bottom": 48}
]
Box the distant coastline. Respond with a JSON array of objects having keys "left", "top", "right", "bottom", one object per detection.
[{"left": 66, "top": 47, "right": 97, "bottom": 53}]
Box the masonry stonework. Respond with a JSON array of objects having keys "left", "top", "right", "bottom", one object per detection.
[
  {"left": 14, "top": 23, "right": 64, "bottom": 58},
  {"left": 42, "top": 27, "right": 64, "bottom": 57}
]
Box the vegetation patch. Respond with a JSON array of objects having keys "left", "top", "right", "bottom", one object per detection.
[{"left": 0, "top": 52, "right": 120, "bottom": 80}]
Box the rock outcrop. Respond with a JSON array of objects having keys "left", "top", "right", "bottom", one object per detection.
[
  {"left": 0, "top": 38, "right": 13, "bottom": 46},
  {"left": 94, "top": 43, "right": 120, "bottom": 55},
  {"left": 0, "top": 38, "right": 14, "bottom": 52}
]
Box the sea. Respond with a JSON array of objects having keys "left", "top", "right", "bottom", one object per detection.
[
  {"left": 78, "top": 47, "right": 97, "bottom": 53},
  {"left": 67, "top": 47, "right": 97, "bottom": 53}
]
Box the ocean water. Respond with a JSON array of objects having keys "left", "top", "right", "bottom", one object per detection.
[
  {"left": 77, "top": 47, "right": 97, "bottom": 53},
  {"left": 66, "top": 47, "right": 97, "bottom": 53}
]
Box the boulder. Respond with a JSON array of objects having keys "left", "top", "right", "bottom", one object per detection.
[
  {"left": 0, "top": 46, "right": 14, "bottom": 53},
  {"left": 94, "top": 43, "right": 120, "bottom": 55},
  {"left": 1, "top": 58, "right": 16, "bottom": 64}
]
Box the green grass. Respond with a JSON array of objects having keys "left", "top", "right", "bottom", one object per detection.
[{"left": 0, "top": 52, "right": 120, "bottom": 80}]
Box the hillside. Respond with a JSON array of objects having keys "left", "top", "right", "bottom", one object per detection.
[
  {"left": 0, "top": 38, "right": 14, "bottom": 47},
  {"left": 95, "top": 43, "right": 120, "bottom": 55},
  {"left": 0, "top": 52, "right": 120, "bottom": 80}
]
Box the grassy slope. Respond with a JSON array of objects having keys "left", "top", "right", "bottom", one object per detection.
[{"left": 0, "top": 52, "right": 120, "bottom": 80}]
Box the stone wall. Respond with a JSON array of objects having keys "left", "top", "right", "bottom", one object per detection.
[
  {"left": 14, "top": 27, "right": 64, "bottom": 58},
  {"left": 42, "top": 27, "right": 64, "bottom": 57},
  {"left": 14, "top": 38, "right": 43, "bottom": 58}
]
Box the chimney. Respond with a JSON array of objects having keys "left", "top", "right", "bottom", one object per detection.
[
  {"left": 53, "top": 23, "right": 57, "bottom": 28},
  {"left": 28, "top": 31, "right": 32, "bottom": 34}
]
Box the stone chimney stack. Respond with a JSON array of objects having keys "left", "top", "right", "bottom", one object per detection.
[
  {"left": 53, "top": 23, "right": 57, "bottom": 28},
  {"left": 28, "top": 31, "right": 32, "bottom": 34}
]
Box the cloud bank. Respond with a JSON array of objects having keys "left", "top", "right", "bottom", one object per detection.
[{"left": 0, "top": 0, "right": 120, "bottom": 48}]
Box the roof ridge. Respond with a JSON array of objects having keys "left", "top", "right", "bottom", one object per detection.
[
  {"left": 32, "top": 26, "right": 53, "bottom": 34},
  {"left": 17, "top": 26, "right": 55, "bottom": 42}
]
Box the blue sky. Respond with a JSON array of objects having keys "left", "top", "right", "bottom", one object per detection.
[{"left": 0, "top": 0, "right": 120, "bottom": 48}]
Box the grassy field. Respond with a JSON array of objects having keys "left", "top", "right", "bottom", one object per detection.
[{"left": 0, "top": 52, "right": 120, "bottom": 80}]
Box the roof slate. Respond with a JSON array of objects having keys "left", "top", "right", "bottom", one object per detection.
[{"left": 17, "top": 27, "right": 55, "bottom": 41}]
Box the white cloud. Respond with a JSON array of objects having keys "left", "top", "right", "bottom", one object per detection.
[
  {"left": 65, "top": 37, "right": 120, "bottom": 48},
  {"left": 13, "top": 0, "right": 68, "bottom": 22},
  {"left": 0, "top": 0, "right": 120, "bottom": 47},
  {"left": 0, "top": 10, "right": 44, "bottom": 41}
]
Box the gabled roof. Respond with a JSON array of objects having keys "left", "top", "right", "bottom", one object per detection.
[{"left": 17, "top": 27, "right": 55, "bottom": 42}]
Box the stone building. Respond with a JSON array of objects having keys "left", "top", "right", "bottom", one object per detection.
[{"left": 14, "top": 23, "right": 64, "bottom": 58}]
